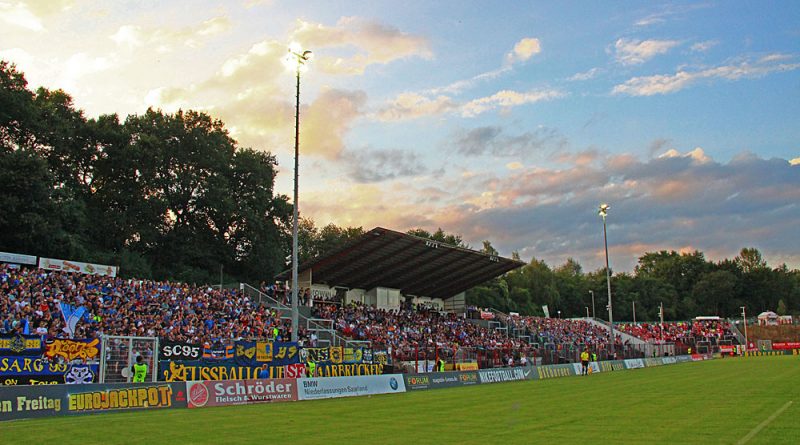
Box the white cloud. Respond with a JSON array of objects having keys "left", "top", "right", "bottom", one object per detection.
[
  {"left": 613, "top": 38, "right": 680, "bottom": 65},
  {"left": 506, "top": 37, "right": 541, "bottom": 64},
  {"left": 0, "top": 2, "right": 43, "bottom": 31},
  {"left": 567, "top": 67, "right": 600, "bottom": 81},
  {"left": 110, "top": 16, "right": 231, "bottom": 51},
  {"left": 612, "top": 56, "right": 800, "bottom": 96},
  {"left": 290, "top": 17, "right": 432, "bottom": 75},
  {"left": 461, "top": 89, "right": 564, "bottom": 117},
  {"left": 790, "top": 157, "right": 800, "bottom": 166},
  {"left": 690, "top": 40, "right": 718, "bottom": 52},
  {"left": 375, "top": 93, "right": 455, "bottom": 121},
  {"left": 659, "top": 147, "right": 710, "bottom": 163},
  {"left": 110, "top": 25, "right": 143, "bottom": 48},
  {"left": 427, "top": 37, "right": 540, "bottom": 96}
]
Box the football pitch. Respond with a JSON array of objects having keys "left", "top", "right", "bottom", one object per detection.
[{"left": 1, "top": 356, "right": 797, "bottom": 444}]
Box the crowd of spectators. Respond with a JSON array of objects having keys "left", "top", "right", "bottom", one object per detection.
[
  {"left": 0, "top": 264, "right": 305, "bottom": 344},
  {"left": 312, "top": 302, "right": 521, "bottom": 358},
  {"left": 616, "top": 319, "right": 733, "bottom": 345},
  {"left": 2, "top": 262, "right": 734, "bottom": 363},
  {"left": 508, "top": 315, "right": 617, "bottom": 350}
]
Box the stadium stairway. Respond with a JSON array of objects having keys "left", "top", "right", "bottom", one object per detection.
[
  {"left": 238, "top": 283, "right": 359, "bottom": 348},
  {"left": 583, "top": 317, "right": 648, "bottom": 348}
]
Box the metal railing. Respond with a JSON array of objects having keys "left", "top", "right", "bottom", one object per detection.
[{"left": 240, "top": 283, "right": 350, "bottom": 347}]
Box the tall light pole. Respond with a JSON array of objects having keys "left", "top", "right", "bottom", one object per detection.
[
  {"left": 598, "top": 203, "right": 615, "bottom": 357},
  {"left": 659, "top": 302, "right": 665, "bottom": 343},
  {"left": 589, "top": 290, "right": 595, "bottom": 319},
  {"left": 586, "top": 306, "right": 590, "bottom": 318},
  {"left": 285, "top": 43, "right": 312, "bottom": 343},
  {"left": 632, "top": 300, "right": 636, "bottom": 325},
  {"left": 740, "top": 306, "right": 748, "bottom": 354}
]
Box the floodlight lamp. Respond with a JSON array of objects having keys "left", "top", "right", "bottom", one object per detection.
[
  {"left": 288, "top": 41, "right": 302, "bottom": 55},
  {"left": 598, "top": 203, "right": 610, "bottom": 218}
]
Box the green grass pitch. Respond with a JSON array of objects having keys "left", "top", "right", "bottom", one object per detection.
[{"left": 1, "top": 355, "right": 797, "bottom": 444}]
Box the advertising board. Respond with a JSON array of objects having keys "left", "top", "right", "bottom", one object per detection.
[
  {"left": 186, "top": 378, "right": 297, "bottom": 408},
  {"left": 572, "top": 362, "right": 603, "bottom": 374},
  {"left": 38, "top": 257, "right": 117, "bottom": 277},
  {"left": 533, "top": 363, "right": 576, "bottom": 380},
  {"left": 297, "top": 374, "right": 405, "bottom": 400},
  {"left": 0, "top": 358, "right": 98, "bottom": 386},
  {"left": 624, "top": 359, "right": 645, "bottom": 369},
  {"left": 404, "top": 371, "right": 479, "bottom": 390},
  {"left": 478, "top": 367, "right": 531, "bottom": 383},
  {"left": 0, "top": 381, "right": 186, "bottom": 421}
]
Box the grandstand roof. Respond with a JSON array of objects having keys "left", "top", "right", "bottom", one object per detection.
[{"left": 277, "top": 227, "right": 524, "bottom": 299}]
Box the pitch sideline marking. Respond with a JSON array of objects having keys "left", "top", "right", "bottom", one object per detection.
[{"left": 736, "top": 400, "right": 793, "bottom": 445}]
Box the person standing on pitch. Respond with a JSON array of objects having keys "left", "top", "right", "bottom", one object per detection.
[
  {"left": 131, "top": 355, "right": 148, "bottom": 383},
  {"left": 580, "top": 348, "right": 590, "bottom": 376}
]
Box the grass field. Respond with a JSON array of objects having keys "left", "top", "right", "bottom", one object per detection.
[{"left": 1, "top": 355, "right": 797, "bottom": 444}]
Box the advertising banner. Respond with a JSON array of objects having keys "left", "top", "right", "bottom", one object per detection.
[
  {"left": 624, "top": 359, "right": 645, "bottom": 369},
  {"left": 301, "top": 346, "right": 364, "bottom": 365},
  {"left": 0, "top": 357, "right": 98, "bottom": 386},
  {"left": 186, "top": 378, "right": 297, "bottom": 408},
  {"left": 264, "top": 363, "right": 308, "bottom": 379},
  {"left": 662, "top": 357, "right": 677, "bottom": 365},
  {"left": 572, "top": 362, "right": 604, "bottom": 375},
  {"left": 643, "top": 358, "right": 665, "bottom": 367},
  {"left": 597, "top": 360, "right": 625, "bottom": 372},
  {"left": 478, "top": 367, "right": 531, "bottom": 384},
  {"left": 404, "top": 371, "right": 480, "bottom": 391},
  {"left": 455, "top": 363, "right": 479, "bottom": 371},
  {"left": 372, "top": 350, "right": 390, "bottom": 365},
  {"left": 533, "top": 363, "right": 576, "bottom": 380},
  {"left": 0, "top": 334, "right": 45, "bottom": 356},
  {"left": 0, "top": 251, "right": 37, "bottom": 265},
  {"left": 675, "top": 355, "right": 693, "bottom": 363},
  {"left": 297, "top": 374, "right": 405, "bottom": 401},
  {"left": 159, "top": 360, "right": 263, "bottom": 382},
  {"left": 0, "top": 381, "right": 187, "bottom": 421},
  {"left": 283, "top": 364, "right": 306, "bottom": 378},
  {"left": 159, "top": 341, "right": 202, "bottom": 361},
  {"left": 38, "top": 257, "right": 118, "bottom": 277},
  {"left": 316, "top": 363, "right": 384, "bottom": 377},
  {"left": 232, "top": 341, "right": 300, "bottom": 366},
  {"left": 44, "top": 338, "right": 101, "bottom": 362},
  {"left": 772, "top": 342, "right": 800, "bottom": 350}
]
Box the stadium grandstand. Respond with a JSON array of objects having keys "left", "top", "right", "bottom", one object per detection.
[{"left": 2, "top": 238, "right": 745, "bottom": 376}]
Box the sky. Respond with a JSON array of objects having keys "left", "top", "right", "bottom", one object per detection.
[{"left": 1, "top": 0, "right": 799, "bottom": 272}]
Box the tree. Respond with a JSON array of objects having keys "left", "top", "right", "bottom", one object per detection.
[
  {"left": 692, "top": 270, "right": 738, "bottom": 316},
  {"left": 736, "top": 248, "right": 767, "bottom": 273},
  {"left": 776, "top": 299, "right": 787, "bottom": 316}
]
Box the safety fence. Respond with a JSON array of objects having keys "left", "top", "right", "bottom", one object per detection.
[{"left": 1, "top": 353, "right": 715, "bottom": 421}]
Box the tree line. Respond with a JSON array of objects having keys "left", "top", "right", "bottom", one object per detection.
[
  {"left": 1, "top": 61, "right": 290, "bottom": 283},
  {"left": 2, "top": 61, "right": 798, "bottom": 320}
]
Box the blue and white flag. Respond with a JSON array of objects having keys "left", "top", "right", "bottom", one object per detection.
[{"left": 60, "top": 302, "right": 87, "bottom": 338}]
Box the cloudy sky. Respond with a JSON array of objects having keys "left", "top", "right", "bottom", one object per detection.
[{"left": 2, "top": 1, "right": 799, "bottom": 272}]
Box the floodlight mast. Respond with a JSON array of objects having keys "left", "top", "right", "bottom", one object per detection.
[
  {"left": 599, "top": 203, "right": 615, "bottom": 358},
  {"left": 285, "top": 44, "right": 311, "bottom": 343}
]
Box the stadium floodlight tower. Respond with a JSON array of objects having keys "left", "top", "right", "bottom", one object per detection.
[
  {"left": 284, "top": 43, "right": 312, "bottom": 342},
  {"left": 740, "top": 306, "right": 748, "bottom": 354},
  {"left": 598, "top": 203, "right": 615, "bottom": 358}
]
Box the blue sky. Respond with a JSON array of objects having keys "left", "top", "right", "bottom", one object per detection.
[{"left": 1, "top": 1, "right": 798, "bottom": 271}]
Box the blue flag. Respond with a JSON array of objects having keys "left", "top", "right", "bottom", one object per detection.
[{"left": 60, "top": 302, "right": 87, "bottom": 338}]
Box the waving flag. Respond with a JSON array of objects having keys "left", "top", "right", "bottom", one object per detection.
[{"left": 60, "top": 302, "right": 87, "bottom": 338}]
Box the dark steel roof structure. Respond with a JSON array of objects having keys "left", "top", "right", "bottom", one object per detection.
[{"left": 277, "top": 227, "right": 525, "bottom": 299}]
